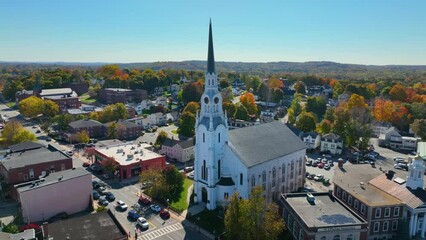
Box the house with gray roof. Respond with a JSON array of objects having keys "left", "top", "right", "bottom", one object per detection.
[
  {"left": 159, "top": 137, "right": 195, "bottom": 163},
  {"left": 103, "top": 119, "right": 141, "bottom": 140},
  {"left": 320, "top": 133, "right": 343, "bottom": 155},
  {"left": 68, "top": 119, "right": 104, "bottom": 138}
]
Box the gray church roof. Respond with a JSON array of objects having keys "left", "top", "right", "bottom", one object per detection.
[
  {"left": 199, "top": 116, "right": 226, "bottom": 130},
  {"left": 228, "top": 121, "right": 306, "bottom": 168}
]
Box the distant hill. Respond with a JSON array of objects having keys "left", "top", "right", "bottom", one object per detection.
[{"left": 2, "top": 60, "right": 426, "bottom": 80}]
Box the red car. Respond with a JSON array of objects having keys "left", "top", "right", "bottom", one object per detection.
[
  {"left": 160, "top": 209, "right": 170, "bottom": 219},
  {"left": 82, "top": 162, "right": 91, "bottom": 167},
  {"left": 138, "top": 196, "right": 151, "bottom": 205},
  {"left": 317, "top": 163, "right": 324, "bottom": 169}
]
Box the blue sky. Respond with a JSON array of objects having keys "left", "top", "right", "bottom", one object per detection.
[{"left": 1, "top": 0, "right": 426, "bottom": 65}]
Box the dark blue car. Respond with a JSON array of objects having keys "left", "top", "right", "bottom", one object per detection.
[
  {"left": 106, "top": 192, "right": 115, "bottom": 201},
  {"left": 128, "top": 210, "right": 139, "bottom": 221},
  {"left": 93, "top": 191, "right": 100, "bottom": 200}
]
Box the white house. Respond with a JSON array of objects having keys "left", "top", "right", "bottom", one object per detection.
[
  {"left": 301, "top": 132, "right": 321, "bottom": 150},
  {"left": 371, "top": 121, "right": 392, "bottom": 137},
  {"left": 168, "top": 84, "right": 181, "bottom": 93},
  {"left": 155, "top": 96, "right": 168, "bottom": 106},
  {"left": 160, "top": 138, "right": 195, "bottom": 163},
  {"left": 147, "top": 112, "right": 166, "bottom": 126},
  {"left": 320, "top": 133, "right": 343, "bottom": 155},
  {"left": 379, "top": 127, "right": 417, "bottom": 151},
  {"left": 193, "top": 22, "right": 307, "bottom": 210}
]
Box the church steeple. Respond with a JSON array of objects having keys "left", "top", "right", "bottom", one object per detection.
[{"left": 207, "top": 19, "right": 215, "bottom": 74}]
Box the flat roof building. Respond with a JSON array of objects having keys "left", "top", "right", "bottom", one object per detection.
[{"left": 280, "top": 192, "right": 368, "bottom": 240}]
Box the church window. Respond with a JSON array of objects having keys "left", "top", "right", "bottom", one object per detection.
[
  {"left": 272, "top": 168, "right": 276, "bottom": 187},
  {"left": 204, "top": 97, "right": 209, "bottom": 104},
  {"left": 251, "top": 175, "right": 255, "bottom": 187},
  {"left": 262, "top": 171, "right": 266, "bottom": 190},
  {"left": 240, "top": 173, "right": 243, "bottom": 185},
  {"left": 202, "top": 160, "right": 207, "bottom": 180},
  {"left": 224, "top": 192, "right": 229, "bottom": 200},
  {"left": 291, "top": 162, "right": 294, "bottom": 171},
  {"left": 394, "top": 207, "right": 400, "bottom": 217},
  {"left": 203, "top": 133, "right": 205, "bottom": 143},
  {"left": 218, "top": 160, "right": 221, "bottom": 179},
  {"left": 218, "top": 133, "right": 220, "bottom": 143}
]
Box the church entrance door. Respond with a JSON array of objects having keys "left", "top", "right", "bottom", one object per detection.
[{"left": 201, "top": 187, "right": 208, "bottom": 203}]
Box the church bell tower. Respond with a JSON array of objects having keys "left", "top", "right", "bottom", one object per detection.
[{"left": 193, "top": 20, "right": 229, "bottom": 210}]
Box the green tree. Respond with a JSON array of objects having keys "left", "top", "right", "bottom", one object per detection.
[
  {"left": 295, "top": 112, "right": 317, "bottom": 132},
  {"left": 163, "top": 166, "right": 185, "bottom": 203},
  {"left": 332, "top": 82, "right": 344, "bottom": 99},
  {"left": 224, "top": 186, "right": 284, "bottom": 240},
  {"left": 182, "top": 81, "right": 204, "bottom": 103},
  {"left": 389, "top": 83, "right": 407, "bottom": 102},
  {"left": 411, "top": 119, "right": 426, "bottom": 141},
  {"left": 42, "top": 99, "right": 60, "bottom": 117},
  {"left": 140, "top": 168, "right": 169, "bottom": 202},
  {"left": 183, "top": 102, "right": 200, "bottom": 115},
  {"left": 177, "top": 111, "right": 196, "bottom": 137},
  {"left": 54, "top": 114, "right": 74, "bottom": 130},
  {"left": 219, "top": 79, "right": 230, "bottom": 89},
  {"left": 19, "top": 96, "right": 44, "bottom": 118},
  {"left": 1, "top": 120, "right": 24, "bottom": 144},
  {"left": 317, "top": 119, "right": 332, "bottom": 135},
  {"left": 107, "top": 122, "right": 118, "bottom": 139},
  {"left": 235, "top": 103, "right": 249, "bottom": 121},
  {"left": 223, "top": 102, "right": 237, "bottom": 119},
  {"left": 224, "top": 192, "right": 243, "bottom": 240},
  {"left": 305, "top": 96, "right": 327, "bottom": 117},
  {"left": 12, "top": 129, "right": 36, "bottom": 144},
  {"left": 332, "top": 106, "right": 350, "bottom": 144},
  {"left": 2, "top": 80, "right": 24, "bottom": 101},
  {"left": 294, "top": 81, "right": 306, "bottom": 94},
  {"left": 75, "top": 130, "right": 90, "bottom": 144},
  {"left": 240, "top": 92, "right": 258, "bottom": 116},
  {"left": 287, "top": 108, "right": 295, "bottom": 124},
  {"left": 102, "top": 158, "right": 117, "bottom": 173},
  {"left": 1, "top": 223, "right": 19, "bottom": 234},
  {"left": 155, "top": 131, "right": 168, "bottom": 146}
]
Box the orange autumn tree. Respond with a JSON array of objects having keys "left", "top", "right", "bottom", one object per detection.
[
  {"left": 240, "top": 92, "right": 258, "bottom": 116},
  {"left": 347, "top": 94, "right": 368, "bottom": 110},
  {"left": 268, "top": 78, "right": 284, "bottom": 89},
  {"left": 373, "top": 99, "right": 395, "bottom": 123},
  {"left": 389, "top": 84, "right": 407, "bottom": 102}
]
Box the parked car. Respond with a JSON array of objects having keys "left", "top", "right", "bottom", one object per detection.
[
  {"left": 106, "top": 192, "right": 115, "bottom": 201},
  {"left": 116, "top": 200, "right": 128, "bottom": 211},
  {"left": 83, "top": 162, "right": 91, "bottom": 167},
  {"left": 298, "top": 187, "right": 315, "bottom": 193},
  {"left": 312, "top": 161, "right": 318, "bottom": 167},
  {"left": 128, "top": 210, "right": 140, "bottom": 221},
  {"left": 305, "top": 172, "right": 310, "bottom": 178},
  {"left": 324, "top": 164, "right": 331, "bottom": 170},
  {"left": 394, "top": 163, "right": 408, "bottom": 171},
  {"left": 97, "top": 187, "right": 108, "bottom": 195},
  {"left": 48, "top": 212, "right": 68, "bottom": 223},
  {"left": 317, "top": 163, "right": 324, "bottom": 169},
  {"left": 138, "top": 196, "right": 151, "bottom": 205},
  {"left": 187, "top": 172, "right": 194, "bottom": 179},
  {"left": 141, "top": 182, "right": 152, "bottom": 189},
  {"left": 92, "top": 180, "right": 100, "bottom": 189},
  {"left": 321, "top": 158, "right": 328, "bottom": 163},
  {"left": 184, "top": 166, "right": 194, "bottom": 173},
  {"left": 102, "top": 174, "right": 112, "bottom": 180},
  {"left": 393, "top": 156, "right": 405, "bottom": 162},
  {"left": 66, "top": 151, "right": 73, "bottom": 156},
  {"left": 307, "top": 174, "right": 315, "bottom": 180},
  {"left": 137, "top": 217, "right": 150, "bottom": 229},
  {"left": 93, "top": 190, "right": 100, "bottom": 200},
  {"left": 327, "top": 160, "right": 334, "bottom": 167},
  {"left": 314, "top": 174, "right": 324, "bottom": 181},
  {"left": 98, "top": 197, "right": 109, "bottom": 206},
  {"left": 160, "top": 209, "right": 170, "bottom": 219},
  {"left": 323, "top": 154, "right": 332, "bottom": 159},
  {"left": 306, "top": 160, "right": 312, "bottom": 166},
  {"left": 36, "top": 130, "right": 41, "bottom": 133},
  {"left": 46, "top": 137, "right": 52, "bottom": 142},
  {"left": 150, "top": 204, "right": 161, "bottom": 213}
]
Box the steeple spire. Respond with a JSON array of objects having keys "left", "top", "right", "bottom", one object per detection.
[{"left": 207, "top": 19, "right": 215, "bottom": 74}]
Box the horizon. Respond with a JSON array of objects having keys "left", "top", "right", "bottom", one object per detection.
[{"left": 1, "top": 0, "right": 426, "bottom": 65}]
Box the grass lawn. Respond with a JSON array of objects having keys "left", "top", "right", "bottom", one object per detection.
[
  {"left": 188, "top": 209, "right": 225, "bottom": 236},
  {"left": 170, "top": 178, "right": 193, "bottom": 213},
  {"left": 5, "top": 102, "right": 16, "bottom": 108},
  {"left": 80, "top": 93, "right": 97, "bottom": 104}
]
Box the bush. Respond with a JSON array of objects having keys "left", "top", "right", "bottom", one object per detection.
[{"left": 95, "top": 206, "right": 107, "bottom": 212}]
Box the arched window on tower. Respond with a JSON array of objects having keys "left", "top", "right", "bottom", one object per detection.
[
  {"left": 218, "top": 160, "right": 221, "bottom": 179},
  {"left": 262, "top": 171, "right": 266, "bottom": 190},
  {"left": 282, "top": 164, "right": 286, "bottom": 183},
  {"left": 202, "top": 160, "right": 207, "bottom": 180},
  {"left": 218, "top": 133, "right": 221, "bottom": 143},
  {"left": 272, "top": 168, "right": 276, "bottom": 187},
  {"left": 251, "top": 175, "right": 256, "bottom": 188}
]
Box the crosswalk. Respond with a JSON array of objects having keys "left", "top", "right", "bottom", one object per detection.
[{"left": 138, "top": 223, "right": 184, "bottom": 240}]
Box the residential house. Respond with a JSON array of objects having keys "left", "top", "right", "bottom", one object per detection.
[
  {"left": 280, "top": 192, "right": 368, "bottom": 240},
  {"left": 160, "top": 137, "right": 195, "bottom": 163},
  {"left": 155, "top": 96, "right": 168, "bottom": 106},
  {"left": 338, "top": 93, "right": 350, "bottom": 103},
  {"left": 15, "top": 168, "right": 91, "bottom": 223},
  {"left": 167, "top": 84, "right": 181, "bottom": 93},
  {"left": 153, "top": 87, "right": 164, "bottom": 96},
  {"left": 379, "top": 127, "right": 417, "bottom": 151},
  {"left": 94, "top": 143, "right": 166, "bottom": 180},
  {"left": 135, "top": 99, "right": 154, "bottom": 114},
  {"left": 103, "top": 120, "right": 141, "bottom": 140},
  {"left": 0, "top": 144, "right": 72, "bottom": 199},
  {"left": 147, "top": 112, "right": 166, "bottom": 127},
  {"left": 418, "top": 142, "right": 426, "bottom": 160},
  {"left": 320, "top": 133, "right": 343, "bottom": 155},
  {"left": 68, "top": 119, "right": 104, "bottom": 138},
  {"left": 99, "top": 88, "right": 147, "bottom": 104},
  {"left": 371, "top": 122, "right": 392, "bottom": 138},
  {"left": 301, "top": 132, "right": 321, "bottom": 150},
  {"left": 67, "top": 104, "right": 103, "bottom": 116}
]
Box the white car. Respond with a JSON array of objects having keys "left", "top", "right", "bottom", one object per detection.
[
  {"left": 150, "top": 204, "right": 161, "bottom": 213},
  {"left": 116, "top": 200, "right": 128, "bottom": 211},
  {"left": 314, "top": 174, "right": 324, "bottom": 181},
  {"left": 393, "top": 156, "right": 404, "bottom": 162},
  {"left": 137, "top": 217, "right": 149, "bottom": 229}
]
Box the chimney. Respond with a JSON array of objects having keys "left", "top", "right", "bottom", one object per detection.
[
  {"left": 386, "top": 170, "right": 395, "bottom": 180},
  {"left": 42, "top": 222, "right": 49, "bottom": 239}
]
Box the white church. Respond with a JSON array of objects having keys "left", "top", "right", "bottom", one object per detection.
[{"left": 193, "top": 22, "right": 307, "bottom": 210}]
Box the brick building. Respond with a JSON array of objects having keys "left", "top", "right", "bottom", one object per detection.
[
  {"left": 16, "top": 88, "right": 81, "bottom": 111},
  {"left": 103, "top": 120, "right": 141, "bottom": 140},
  {"left": 94, "top": 143, "right": 165, "bottom": 180},
  {"left": 0, "top": 144, "right": 72, "bottom": 199},
  {"left": 99, "top": 88, "right": 148, "bottom": 104},
  {"left": 280, "top": 192, "right": 368, "bottom": 240},
  {"left": 68, "top": 119, "right": 104, "bottom": 138}
]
